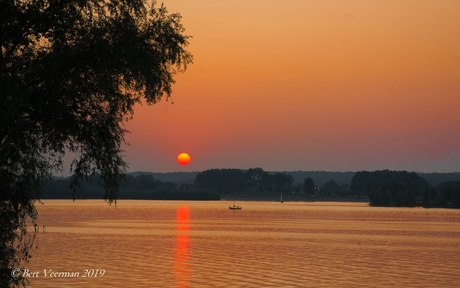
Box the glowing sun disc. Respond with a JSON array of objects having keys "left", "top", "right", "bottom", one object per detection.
[{"left": 177, "top": 153, "right": 191, "bottom": 165}]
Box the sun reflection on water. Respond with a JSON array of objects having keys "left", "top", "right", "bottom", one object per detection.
[{"left": 174, "top": 206, "right": 190, "bottom": 288}]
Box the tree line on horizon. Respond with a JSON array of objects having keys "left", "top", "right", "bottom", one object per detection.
[
  {"left": 43, "top": 168, "right": 460, "bottom": 208},
  {"left": 43, "top": 173, "right": 220, "bottom": 201},
  {"left": 351, "top": 170, "right": 460, "bottom": 208}
]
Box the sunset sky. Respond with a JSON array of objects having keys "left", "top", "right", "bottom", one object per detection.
[{"left": 117, "top": 0, "right": 460, "bottom": 174}]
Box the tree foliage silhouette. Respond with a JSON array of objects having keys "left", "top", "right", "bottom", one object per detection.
[
  {"left": 0, "top": 0, "right": 192, "bottom": 286},
  {"left": 303, "top": 177, "right": 315, "bottom": 194}
]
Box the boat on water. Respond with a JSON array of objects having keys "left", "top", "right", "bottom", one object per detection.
[{"left": 229, "top": 201, "right": 241, "bottom": 210}]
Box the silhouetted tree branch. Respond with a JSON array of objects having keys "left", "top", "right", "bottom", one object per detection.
[{"left": 0, "top": 1, "right": 192, "bottom": 286}]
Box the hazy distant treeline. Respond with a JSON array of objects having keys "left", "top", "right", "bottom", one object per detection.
[
  {"left": 43, "top": 169, "right": 460, "bottom": 207},
  {"left": 351, "top": 170, "right": 460, "bottom": 208},
  {"left": 43, "top": 174, "right": 220, "bottom": 200},
  {"left": 194, "top": 168, "right": 294, "bottom": 193}
]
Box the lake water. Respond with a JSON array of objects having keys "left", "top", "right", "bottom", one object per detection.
[{"left": 22, "top": 200, "right": 460, "bottom": 287}]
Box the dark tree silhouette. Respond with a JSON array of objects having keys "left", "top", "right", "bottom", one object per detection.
[
  {"left": 303, "top": 177, "right": 315, "bottom": 194},
  {"left": 246, "top": 167, "right": 267, "bottom": 192},
  {"left": 322, "top": 180, "right": 339, "bottom": 195},
  {"left": 451, "top": 187, "right": 460, "bottom": 208},
  {"left": 194, "top": 169, "right": 247, "bottom": 193},
  {"left": 272, "top": 172, "right": 293, "bottom": 191},
  {"left": 0, "top": 1, "right": 192, "bottom": 286}
]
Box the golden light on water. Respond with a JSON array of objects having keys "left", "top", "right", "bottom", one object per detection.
[
  {"left": 24, "top": 201, "right": 460, "bottom": 287},
  {"left": 174, "top": 206, "right": 190, "bottom": 287}
]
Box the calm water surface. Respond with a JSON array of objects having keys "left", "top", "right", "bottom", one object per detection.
[{"left": 24, "top": 200, "right": 460, "bottom": 287}]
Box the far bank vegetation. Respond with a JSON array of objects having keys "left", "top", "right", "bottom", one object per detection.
[{"left": 44, "top": 169, "right": 460, "bottom": 208}]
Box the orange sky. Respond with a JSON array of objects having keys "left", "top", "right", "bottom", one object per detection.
[{"left": 121, "top": 0, "right": 460, "bottom": 173}]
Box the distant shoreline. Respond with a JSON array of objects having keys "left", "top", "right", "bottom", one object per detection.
[{"left": 220, "top": 193, "right": 370, "bottom": 203}]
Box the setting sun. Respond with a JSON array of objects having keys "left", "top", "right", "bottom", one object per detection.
[
  {"left": 122, "top": 0, "right": 460, "bottom": 173},
  {"left": 177, "top": 153, "right": 191, "bottom": 165}
]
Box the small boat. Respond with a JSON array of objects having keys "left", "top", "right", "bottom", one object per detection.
[{"left": 229, "top": 201, "right": 241, "bottom": 210}]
